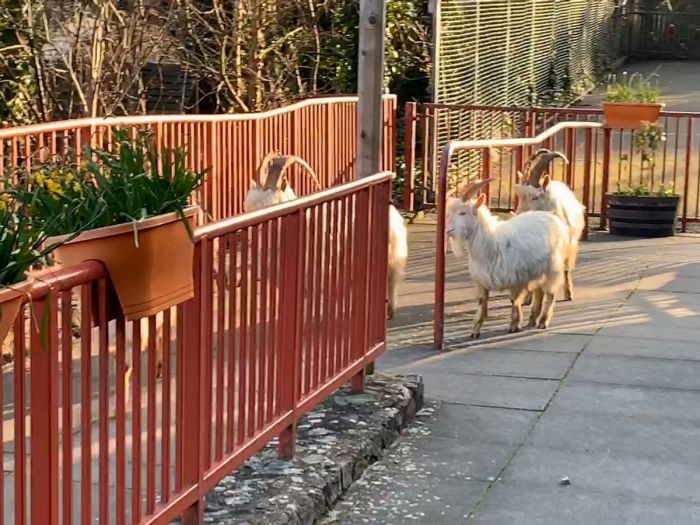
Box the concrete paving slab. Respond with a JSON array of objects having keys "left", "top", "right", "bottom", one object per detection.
[
  {"left": 405, "top": 348, "right": 577, "bottom": 380},
  {"left": 476, "top": 332, "right": 592, "bottom": 354},
  {"left": 549, "top": 382, "right": 700, "bottom": 422},
  {"left": 568, "top": 354, "right": 700, "bottom": 390},
  {"left": 528, "top": 409, "right": 700, "bottom": 463},
  {"left": 470, "top": 481, "right": 700, "bottom": 525},
  {"left": 325, "top": 475, "right": 489, "bottom": 525},
  {"left": 585, "top": 334, "right": 700, "bottom": 361},
  {"left": 500, "top": 444, "right": 700, "bottom": 504},
  {"left": 411, "top": 370, "right": 558, "bottom": 410},
  {"left": 426, "top": 403, "right": 539, "bottom": 445},
  {"left": 399, "top": 436, "right": 515, "bottom": 482}
]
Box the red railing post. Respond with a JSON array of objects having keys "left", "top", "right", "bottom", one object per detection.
[
  {"left": 181, "top": 240, "right": 204, "bottom": 525},
  {"left": 403, "top": 102, "right": 417, "bottom": 212},
  {"left": 600, "top": 127, "right": 612, "bottom": 230},
  {"left": 30, "top": 292, "right": 59, "bottom": 525},
  {"left": 682, "top": 117, "right": 692, "bottom": 233},
  {"left": 482, "top": 148, "right": 492, "bottom": 204},
  {"left": 582, "top": 128, "right": 593, "bottom": 241},
  {"left": 278, "top": 209, "right": 303, "bottom": 459},
  {"left": 352, "top": 186, "right": 371, "bottom": 390},
  {"left": 434, "top": 147, "right": 449, "bottom": 350}
]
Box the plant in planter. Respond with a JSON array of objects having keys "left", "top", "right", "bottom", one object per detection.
[
  {"left": 603, "top": 72, "right": 665, "bottom": 129},
  {"left": 606, "top": 121, "right": 680, "bottom": 238},
  {"left": 13, "top": 129, "right": 207, "bottom": 320},
  {"left": 0, "top": 192, "right": 67, "bottom": 346}
]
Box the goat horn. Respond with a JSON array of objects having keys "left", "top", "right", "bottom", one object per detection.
[
  {"left": 522, "top": 148, "right": 551, "bottom": 176},
  {"left": 458, "top": 177, "right": 496, "bottom": 202},
  {"left": 264, "top": 155, "right": 320, "bottom": 191},
  {"left": 255, "top": 150, "right": 283, "bottom": 188},
  {"left": 526, "top": 151, "right": 569, "bottom": 187}
]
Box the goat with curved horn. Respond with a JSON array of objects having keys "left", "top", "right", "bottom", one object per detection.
[
  {"left": 264, "top": 154, "right": 321, "bottom": 192},
  {"left": 244, "top": 152, "right": 320, "bottom": 212},
  {"left": 526, "top": 151, "right": 569, "bottom": 187},
  {"left": 458, "top": 177, "right": 496, "bottom": 202}
]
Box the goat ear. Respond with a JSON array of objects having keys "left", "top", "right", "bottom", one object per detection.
[
  {"left": 542, "top": 175, "right": 551, "bottom": 190},
  {"left": 250, "top": 179, "right": 258, "bottom": 189},
  {"left": 475, "top": 193, "right": 487, "bottom": 210}
]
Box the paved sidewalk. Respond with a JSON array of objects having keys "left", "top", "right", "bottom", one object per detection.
[{"left": 325, "top": 225, "right": 700, "bottom": 525}]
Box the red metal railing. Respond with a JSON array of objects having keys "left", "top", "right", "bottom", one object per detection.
[
  {"left": 403, "top": 102, "right": 700, "bottom": 229},
  {"left": 432, "top": 122, "right": 602, "bottom": 349},
  {"left": 1, "top": 172, "right": 391, "bottom": 524},
  {"left": 0, "top": 95, "right": 397, "bottom": 222}
]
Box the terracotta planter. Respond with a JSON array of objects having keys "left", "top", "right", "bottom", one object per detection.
[
  {"left": 602, "top": 102, "right": 665, "bottom": 129},
  {"left": 0, "top": 278, "right": 34, "bottom": 347},
  {"left": 47, "top": 206, "right": 199, "bottom": 321}
]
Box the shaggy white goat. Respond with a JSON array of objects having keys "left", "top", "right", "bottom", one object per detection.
[
  {"left": 243, "top": 151, "right": 321, "bottom": 212},
  {"left": 513, "top": 149, "right": 584, "bottom": 301},
  {"left": 387, "top": 204, "right": 408, "bottom": 319},
  {"left": 243, "top": 151, "right": 408, "bottom": 320},
  {"left": 446, "top": 180, "right": 570, "bottom": 337}
]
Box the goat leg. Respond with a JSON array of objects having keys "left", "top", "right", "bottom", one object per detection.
[
  {"left": 563, "top": 269, "right": 574, "bottom": 301},
  {"left": 528, "top": 289, "right": 544, "bottom": 327},
  {"left": 538, "top": 292, "right": 556, "bottom": 329},
  {"left": 509, "top": 288, "right": 528, "bottom": 333},
  {"left": 471, "top": 286, "right": 489, "bottom": 338}
]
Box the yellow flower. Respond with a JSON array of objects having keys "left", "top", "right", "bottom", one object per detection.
[
  {"left": 64, "top": 172, "right": 74, "bottom": 182},
  {"left": 45, "top": 179, "right": 63, "bottom": 196},
  {"left": 34, "top": 173, "right": 45, "bottom": 185},
  {"left": 72, "top": 183, "right": 81, "bottom": 192}
]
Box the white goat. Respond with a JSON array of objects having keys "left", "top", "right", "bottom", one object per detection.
[
  {"left": 243, "top": 151, "right": 321, "bottom": 212},
  {"left": 387, "top": 204, "right": 408, "bottom": 319},
  {"left": 513, "top": 149, "right": 585, "bottom": 301},
  {"left": 243, "top": 151, "right": 408, "bottom": 320},
  {"left": 446, "top": 179, "right": 570, "bottom": 337}
]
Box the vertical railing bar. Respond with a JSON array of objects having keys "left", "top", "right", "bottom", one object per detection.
[
  {"left": 80, "top": 285, "right": 92, "bottom": 525},
  {"left": 115, "top": 313, "right": 127, "bottom": 525},
  {"left": 60, "top": 290, "right": 73, "bottom": 524},
  {"left": 98, "top": 280, "right": 110, "bottom": 524},
  {"left": 215, "top": 239, "right": 226, "bottom": 460}
]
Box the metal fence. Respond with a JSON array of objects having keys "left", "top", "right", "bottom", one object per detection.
[
  {"left": 0, "top": 96, "right": 397, "bottom": 222},
  {"left": 1, "top": 172, "right": 392, "bottom": 524},
  {"left": 620, "top": 10, "right": 700, "bottom": 59},
  {"left": 430, "top": 0, "right": 619, "bottom": 164},
  {"left": 403, "top": 102, "right": 700, "bottom": 229}
]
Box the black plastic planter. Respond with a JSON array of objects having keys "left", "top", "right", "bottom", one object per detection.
[{"left": 606, "top": 194, "right": 680, "bottom": 238}]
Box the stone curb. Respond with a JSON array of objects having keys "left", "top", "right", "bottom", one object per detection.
[{"left": 203, "top": 374, "right": 424, "bottom": 524}]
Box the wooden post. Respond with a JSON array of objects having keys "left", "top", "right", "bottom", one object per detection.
[{"left": 357, "top": 0, "right": 387, "bottom": 179}]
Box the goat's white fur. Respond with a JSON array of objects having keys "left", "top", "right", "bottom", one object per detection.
[
  {"left": 513, "top": 176, "right": 585, "bottom": 301},
  {"left": 244, "top": 178, "right": 297, "bottom": 212},
  {"left": 446, "top": 193, "right": 569, "bottom": 337},
  {"left": 242, "top": 153, "right": 407, "bottom": 319},
  {"left": 387, "top": 204, "right": 408, "bottom": 319}
]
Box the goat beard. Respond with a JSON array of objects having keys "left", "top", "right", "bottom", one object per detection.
[{"left": 448, "top": 235, "right": 467, "bottom": 259}]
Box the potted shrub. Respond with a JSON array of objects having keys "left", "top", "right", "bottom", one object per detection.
[
  {"left": 14, "top": 129, "right": 207, "bottom": 321},
  {"left": 0, "top": 193, "right": 68, "bottom": 346},
  {"left": 606, "top": 121, "right": 680, "bottom": 238},
  {"left": 603, "top": 72, "right": 665, "bottom": 129}
]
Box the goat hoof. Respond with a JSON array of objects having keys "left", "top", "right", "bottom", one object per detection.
[
  {"left": 527, "top": 320, "right": 537, "bottom": 328},
  {"left": 537, "top": 320, "right": 549, "bottom": 329},
  {"left": 508, "top": 326, "right": 522, "bottom": 333},
  {"left": 564, "top": 293, "right": 573, "bottom": 302},
  {"left": 470, "top": 332, "right": 481, "bottom": 339}
]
